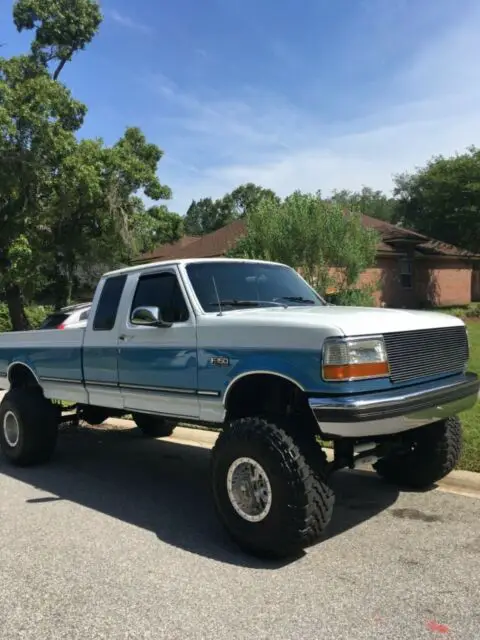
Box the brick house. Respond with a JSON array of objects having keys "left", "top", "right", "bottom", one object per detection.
[{"left": 134, "top": 217, "right": 480, "bottom": 308}]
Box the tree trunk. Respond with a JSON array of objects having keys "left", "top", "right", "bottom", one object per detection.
[
  {"left": 53, "top": 260, "right": 76, "bottom": 310},
  {"left": 5, "top": 284, "right": 31, "bottom": 331},
  {"left": 53, "top": 54, "right": 71, "bottom": 81},
  {"left": 53, "top": 274, "right": 72, "bottom": 310}
]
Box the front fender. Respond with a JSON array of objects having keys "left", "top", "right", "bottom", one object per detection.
[{"left": 222, "top": 351, "right": 323, "bottom": 401}]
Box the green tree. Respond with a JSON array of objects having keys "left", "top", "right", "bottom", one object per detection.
[
  {"left": 1, "top": 0, "right": 174, "bottom": 324},
  {"left": 13, "top": 0, "right": 102, "bottom": 79},
  {"left": 141, "top": 205, "right": 183, "bottom": 250},
  {"left": 184, "top": 198, "right": 220, "bottom": 235},
  {"left": 329, "top": 186, "right": 397, "bottom": 222},
  {"left": 393, "top": 146, "right": 480, "bottom": 252},
  {"left": 0, "top": 0, "right": 101, "bottom": 328},
  {"left": 184, "top": 183, "right": 279, "bottom": 235},
  {"left": 229, "top": 191, "right": 379, "bottom": 298},
  {"left": 0, "top": 54, "right": 85, "bottom": 328},
  {"left": 223, "top": 183, "right": 279, "bottom": 218},
  {"left": 40, "top": 128, "right": 174, "bottom": 308}
]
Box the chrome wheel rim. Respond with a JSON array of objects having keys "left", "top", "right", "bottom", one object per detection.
[
  {"left": 3, "top": 411, "right": 20, "bottom": 448},
  {"left": 226, "top": 457, "right": 272, "bottom": 522}
]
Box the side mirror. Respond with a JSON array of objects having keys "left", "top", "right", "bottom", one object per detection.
[{"left": 130, "top": 306, "right": 172, "bottom": 328}]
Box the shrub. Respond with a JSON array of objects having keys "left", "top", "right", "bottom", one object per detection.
[
  {"left": 0, "top": 305, "right": 11, "bottom": 333},
  {"left": 465, "top": 305, "right": 480, "bottom": 318},
  {"left": 27, "top": 305, "right": 53, "bottom": 328},
  {"left": 0, "top": 304, "right": 52, "bottom": 332},
  {"left": 331, "top": 286, "right": 377, "bottom": 307},
  {"left": 437, "top": 303, "right": 480, "bottom": 319}
]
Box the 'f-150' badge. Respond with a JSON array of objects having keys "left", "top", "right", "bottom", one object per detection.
[{"left": 209, "top": 356, "right": 230, "bottom": 367}]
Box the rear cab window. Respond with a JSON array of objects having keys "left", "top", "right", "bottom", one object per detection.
[{"left": 93, "top": 275, "right": 127, "bottom": 331}]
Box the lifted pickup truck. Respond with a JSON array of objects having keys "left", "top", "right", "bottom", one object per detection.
[{"left": 0, "top": 258, "right": 478, "bottom": 558}]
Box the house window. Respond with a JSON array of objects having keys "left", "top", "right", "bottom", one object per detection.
[{"left": 399, "top": 258, "right": 413, "bottom": 289}]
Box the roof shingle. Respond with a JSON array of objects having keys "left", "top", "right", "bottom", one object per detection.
[{"left": 132, "top": 235, "right": 200, "bottom": 263}]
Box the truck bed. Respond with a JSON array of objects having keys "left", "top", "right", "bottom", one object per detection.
[{"left": 0, "top": 328, "right": 87, "bottom": 403}]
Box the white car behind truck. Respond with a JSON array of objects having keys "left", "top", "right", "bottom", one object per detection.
[
  {"left": 0, "top": 258, "right": 478, "bottom": 558},
  {"left": 39, "top": 302, "right": 91, "bottom": 330}
]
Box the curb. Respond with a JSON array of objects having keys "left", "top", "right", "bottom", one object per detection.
[{"left": 106, "top": 419, "right": 480, "bottom": 498}]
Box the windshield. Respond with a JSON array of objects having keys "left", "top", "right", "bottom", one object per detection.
[{"left": 186, "top": 261, "right": 325, "bottom": 312}]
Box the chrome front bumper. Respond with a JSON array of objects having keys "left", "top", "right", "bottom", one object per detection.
[{"left": 309, "top": 373, "right": 479, "bottom": 438}]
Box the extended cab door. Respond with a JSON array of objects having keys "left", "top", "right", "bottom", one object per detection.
[
  {"left": 117, "top": 266, "right": 199, "bottom": 419},
  {"left": 83, "top": 273, "right": 128, "bottom": 409}
]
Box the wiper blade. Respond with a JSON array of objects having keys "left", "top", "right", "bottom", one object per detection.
[
  {"left": 210, "top": 299, "right": 259, "bottom": 307},
  {"left": 208, "top": 299, "right": 288, "bottom": 309},
  {"left": 277, "top": 296, "right": 315, "bottom": 304}
]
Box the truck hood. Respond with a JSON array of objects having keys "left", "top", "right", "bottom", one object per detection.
[{"left": 215, "top": 305, "right": 464, "bottom": 337}]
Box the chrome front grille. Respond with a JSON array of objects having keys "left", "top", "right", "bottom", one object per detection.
[{"left": 383, "top": 326, "right": 469, "bottom": 384}]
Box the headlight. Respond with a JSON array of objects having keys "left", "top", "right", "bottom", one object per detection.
[{"left": 322, "top": 337, "right": 389, "bottom": 381}]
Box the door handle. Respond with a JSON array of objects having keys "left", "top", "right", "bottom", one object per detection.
[{"left": 119, "top": 335, "right": 129, "bottom": 342}]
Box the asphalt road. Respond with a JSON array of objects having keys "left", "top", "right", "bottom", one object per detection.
[{"left": 1, "top": 422, "right": 480, "bottom": 640}]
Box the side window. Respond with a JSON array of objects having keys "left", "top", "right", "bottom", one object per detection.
[
  {"left": 93, "top": 275, "right": 127, "bottom": 331},
  {"left": 131, "top": 272, "right": 189, "bottom": 324},
  {"left": 79, "top": 309, "right": 90, "bottom": 321}
]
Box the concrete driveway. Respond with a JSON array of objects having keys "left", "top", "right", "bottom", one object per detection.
[{"left": 1, "top": 421, "right": 480, "bottom": 639}]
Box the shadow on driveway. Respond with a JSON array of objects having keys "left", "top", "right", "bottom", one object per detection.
[{"left": 0, "top": 424, "right": 401, "bottom": 568}]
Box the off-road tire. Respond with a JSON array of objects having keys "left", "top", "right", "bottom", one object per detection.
[
  {"left": 133, "top": 413, "right": 176, "bottom": 438},
  {"left": 211, "top": 417, "right": 334, "bottom": 559},
  {"left": 374, "top": 416, "right": 462, "bottom": 489},
  {"left": 0, "top": 388, "right": 58, "bottom": 466}
]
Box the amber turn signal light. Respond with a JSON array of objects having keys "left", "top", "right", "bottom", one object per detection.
[{"left": 323, "top": 361, "right": 389, "bottom": 381}]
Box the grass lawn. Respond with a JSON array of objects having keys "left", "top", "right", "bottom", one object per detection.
[{"left": 460, "top": 320, "right": 480, "bottom": 472}]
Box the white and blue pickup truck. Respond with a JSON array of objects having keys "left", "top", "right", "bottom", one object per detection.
[{"left": 0, "top": 258, "right": 478, "bottom": 558}]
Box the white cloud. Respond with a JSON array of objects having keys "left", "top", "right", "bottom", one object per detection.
[
  {"left": 151, "top": 3, "right": 480, "bottom": 214},
  {"left": 109, "top": 10, "right": 152, "bottom": 34}
]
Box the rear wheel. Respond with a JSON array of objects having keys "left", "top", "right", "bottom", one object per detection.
[
  {"left": 374, "top": 416, "right": 462, "bottom": 489},
  {"left": 211, "top": 417, "right": 334, "bottom": 559},
  {"left": 0, "top": 388, "right": 58, "bottom": 466},
  {"left": 133, "top": 413, "right": 176, "bottom": 438}
]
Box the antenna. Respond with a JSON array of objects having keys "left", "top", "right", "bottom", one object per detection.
[{"left": 212, "top": 276, "right": 223, "bottom": 316}]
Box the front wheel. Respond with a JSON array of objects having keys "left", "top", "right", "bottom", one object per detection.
[
  {"left": 0, "top": 388, "right": 58, "bottom": 466},
  {"left": 211, "top": 417, "right": 334, "bottom": 559},
  {"left": 374, "top": 416, "right": 462, "bottom": 489},
  {"left": 133, "top": 413, "right": 176, "bottom": 438}
]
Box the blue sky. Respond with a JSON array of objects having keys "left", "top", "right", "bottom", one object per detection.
[{"left": 2, "top": 0, "right": 480, "bottom": 214}]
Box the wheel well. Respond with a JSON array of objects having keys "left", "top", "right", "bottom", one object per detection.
[
  {"left": 225, "top": 374, "right": 317, "bottom": 434},
  {"left": 8, "top": 364, "right": 40, "bottom": 390}
]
